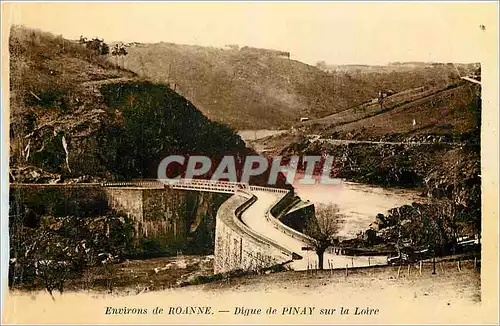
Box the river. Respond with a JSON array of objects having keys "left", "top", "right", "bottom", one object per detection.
[
  {"left": 238, "top": 129, "right": 288, "bottom": 142},
  {"left": 239, "top": 130, "right": 427, "bottom": 241},
  {"left": 293, "top": 181, "right": 426, "bottom": 240}
]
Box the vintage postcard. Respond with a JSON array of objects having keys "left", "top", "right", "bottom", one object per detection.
[{"left": 1, "top": 1, "right": 498, "bottom": 324}]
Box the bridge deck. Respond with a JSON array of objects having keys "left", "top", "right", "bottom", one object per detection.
[
  {"left": 241, "top": 191, "right": 387, "bottom": 270},
  {"left": 101, "top": 179, "right": 388, "bottom": 270}
]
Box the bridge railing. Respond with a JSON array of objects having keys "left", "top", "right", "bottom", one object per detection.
[
  {"left": 245, "top": 183, "right": 315, "bottom": 246},
  {"left": 101, "top": 181, "right": 164, "bottom": 188},
  {"left": 249, "top": 185, "right": 289, "bottom": 194},
  {"left": 231, "top": 190, "right": 297, "bottom": 259},
  {"left": 170, "top": 179, "right": 249, "bottom": 194},
  {"left": 102, "top": 179, "right": 292, "bottom": 195},
  {"left": 262, "top": 191, "right": 316, "bottom": 244},
  {"left": 102, "top": 178, "right": 251, "bottom": 194}
]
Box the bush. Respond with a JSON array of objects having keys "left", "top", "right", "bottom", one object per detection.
[
  {"left": 79, "top": 36, "right": 110, "bottom": 56},
  {"left": 385, "top": 200, "right": 479, "bottom": 256},
  {"left": 9, "top": 212, "right": 135, "bottom": 293}
]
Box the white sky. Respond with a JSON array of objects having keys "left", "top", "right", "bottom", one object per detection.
[{"left": 3, "top": 2, "right": 498, "bottom": 65}]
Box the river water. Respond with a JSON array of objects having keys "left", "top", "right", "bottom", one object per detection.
[
  {"left": 238, "top": 130, "right": 426, "bottom": 246},
  {"left": 238, "top": 129, "right": 287, "bottom": 141},
  {"left": 293, "top": 181, "right": 426, "bottom": 240}
]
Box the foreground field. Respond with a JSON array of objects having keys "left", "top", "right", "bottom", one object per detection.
[{"left": 5, "top": 259, "right": 490, "bottom": 324}]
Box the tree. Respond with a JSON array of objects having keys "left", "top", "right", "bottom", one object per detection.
[
  {"left": 9, "top": 210, "right": 134, "bottom": 294},
  {"left": 79, "top": 36, "right": 109, "bottom": 55},
  {"left": 101, "top": 42, "right": 110, "bottom": 55},
  {"left": 315, "top": 61, "right": 328, "bottom": 71},
  {"left": 388, "top": 201, "right": 463, "bottom": 263},
  {"left": 304, "top": 203, "right": 343, "bottom": 269},
  {"left": 378, "top": 90, "right": 385, "bottom": 111},
  {"left": 111, "top": 43, "right": 128, "bottom": 67}
]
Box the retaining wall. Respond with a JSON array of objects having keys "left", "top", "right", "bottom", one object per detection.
[
  {"left": 214, "top": 191, "right": 294, "bottom": 274},
  {"left": 106, "top": 187, "right": 227, "bottom": 240},
  {"left": 264, "top": 192, "right": 316, "bottom": 244},
  {"left": 280, "top": 202, "right": 316, "bottom": 234}
]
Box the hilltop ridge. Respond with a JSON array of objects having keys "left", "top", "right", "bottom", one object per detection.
[{"left": 117, "top": 41, "right": 469, "bottom": 129}]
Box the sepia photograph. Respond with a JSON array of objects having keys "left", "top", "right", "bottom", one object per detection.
[{"left": 1, "top": 1, "right": 498, "bottom": 324}]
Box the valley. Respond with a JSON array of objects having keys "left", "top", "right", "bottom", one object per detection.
[{"left": 7, "top": 25, "right": 481, "bottom": 299}]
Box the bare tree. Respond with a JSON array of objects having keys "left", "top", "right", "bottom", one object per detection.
[
  {"left": 304, "top": 203, "right": 343, "bottom": 269},
  {"left": 378, "top": 90, "right": 385, "bottom": 111}
]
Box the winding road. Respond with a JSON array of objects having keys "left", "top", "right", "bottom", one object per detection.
[
  {"left": 241, "top": 190, "right": 387, "bottom": 271},
  {"left": 99, "top": 179, "right": 388, "bottom": 270}
]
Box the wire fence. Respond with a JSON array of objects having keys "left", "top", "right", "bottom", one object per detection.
[{"left": 303, "top": 256, "right": 481, "bottom": 278}]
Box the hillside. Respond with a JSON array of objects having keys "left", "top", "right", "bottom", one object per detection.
[
  {"left": 8, "top": 26, "right": 249, "bottom": 183},
  {"left": 250, "top": 74, "right": 482, "bottom": 252},
  {"left": 318, "top": 61, "right": 479, "bottom": 75},
  {"left": 117, "top": 42, "right": 466, "bottom": 129},
  {"left": 300, "top": 81, "right": 481, "bottom": 141}
]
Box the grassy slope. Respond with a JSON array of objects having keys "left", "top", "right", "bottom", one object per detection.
[
  {"left": 252, "top": 77, "right": 481, "bottom": 241},
  {"left": 253, "top": 80, "right": 480, "bottom": 160},
  {"left": 302, "top": 82, "right": 481, "bottom": 140},
  {"left": 9, "top": 26, "right": 135, "bottom": 126},
  {"left": 119, "top": 43, "right": 464, "bottom": 129}
]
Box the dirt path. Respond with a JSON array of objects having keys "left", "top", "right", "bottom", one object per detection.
[
  {"left": 321, "top": 138, "right": 466, "bottom": 147},
  {"left": 80, "top": 77, "right": 138, "bottom": 87}
]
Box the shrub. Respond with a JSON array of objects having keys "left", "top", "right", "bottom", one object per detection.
[{"left": 9, "top": 212, "right": 135, "bottom": 293}]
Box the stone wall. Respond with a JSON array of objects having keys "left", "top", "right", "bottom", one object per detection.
[
  {"left": 139, "top": 188, "right": 184, "bottom": 239},
  {"left": 105, "top": 187, "right": 227, "bottom": 244},
  {"left": 11, "top": 184, "right": 226, "bottom": 242},
  {"left": 11, "top": 184, "right": 311, "bottom": 269},
  {"left": 265, "top": 192, "right": 316, "bottom": 244},
  {"left": 280, "top": 202, "right": 316, "bottom": 233},
  {"left": 214, "top": 192, "right": 293, "bottom": 274},
  {"left": 107, "top": 187, "right": 186, "bottom": 239},
  {"left": 106, "top": 187, "right": 144, "bottom": 221}
]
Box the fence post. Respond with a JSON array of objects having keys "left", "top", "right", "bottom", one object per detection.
[
  {"left": 457, "top": 260, "right": 461, "bottom": 272},
  {"left": 368, "top": 257, "right": 371, "bottom": 266},
  {"left": 397, "top": 265, "right": 402, "bottom": 279},
  {"left": 345, "top": 264, "right": 348, "bottom": 277},
  {"left": 419, "top": 260, "right": 422, "bottom": 275},
  {"left": 351, "top": 257, "right": 354, "bottom": 268}
]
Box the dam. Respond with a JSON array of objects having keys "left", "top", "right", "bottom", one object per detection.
[{"left": 10, "top": 179, "right": 388, "bottom": 274}]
